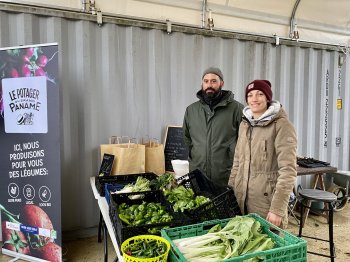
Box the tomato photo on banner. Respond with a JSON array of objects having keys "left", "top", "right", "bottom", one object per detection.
[{"left": 0, "top": 44, "right": 61, "bottom": 262}]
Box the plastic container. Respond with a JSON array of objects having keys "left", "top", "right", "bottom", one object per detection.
[
  {"left": 109, "top": 190, "right": 180, "bottom": 247},
  {"left": 176, "top": 169, "right": 224, "bottom": 195},
  {"left": 95, "top": 172, "right": 157, "bottom": 196},
  {"left": 121, "top": 235, "right": 170, "bottom": 262},
  {"left": 104, "top": 183, "right": 124, "bottom": 205},
  {"left": 161, "top": 213, "right": 307, "bottom": 262},
  {"left": 171, "top": 160, "right": 189, "bottom": 179},
  {"left": 175, "top": 169, "right": 241, "bottom": 222}
]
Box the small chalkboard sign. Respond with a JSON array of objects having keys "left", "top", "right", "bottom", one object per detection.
[
  {"left": 164, "top": 125, "right": 189, "bottom": 172},
  {"left": 98, "top": 153, "right": 115, "bottom": 176}
]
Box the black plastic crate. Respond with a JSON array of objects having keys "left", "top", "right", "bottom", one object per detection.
[
  {"left": 176, "top": 169, "right": 226, "bottom": 195},
  {"left": 95, "top": 172, "right": 157, "bottom": 196},
  {"left": 175, "top": 169, "right": 242, "bottom": 222},
  {"left": 186, "top": 187, "right": 241, "bottom": 222},
  {"left": 109, "top": 190, "right": 182, "bottom": 248},
  {"left": 105, "top": 183, "right": 162, "bottom": 206}
]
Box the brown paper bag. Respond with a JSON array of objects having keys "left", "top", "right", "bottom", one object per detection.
[
  {"left": 100, "top": 142, "right": 145, "bottom": 175},
  {"left": 144, "top": 139, "right": 165, "bottom": 175}
]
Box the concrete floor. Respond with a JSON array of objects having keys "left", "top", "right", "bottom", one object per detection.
[
  {"left": 62, "top": 235, "right": 115, "bottom": 262},
  {"left": 0, "top": 234, "right": 116, "bottom": 262}
]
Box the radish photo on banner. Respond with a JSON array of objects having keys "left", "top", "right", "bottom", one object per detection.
[{"left": 0, "top": 44, "right": 62, "bottom": 262}]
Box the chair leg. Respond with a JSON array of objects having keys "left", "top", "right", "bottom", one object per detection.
[
  {"left": 288, "top": 201, "right": 300, "bottom": 225},
  {"left": 329, "top": 206, "right": 335, "bottom": 262},
  {"left": 324, "top": 202, "right": 330, "bottom": 223},
  {"left": 298, "top": 200, "right": 304, "bottom": 237}
]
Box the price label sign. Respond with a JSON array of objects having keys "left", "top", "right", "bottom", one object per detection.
[{"left": 99, "top": 154, "right": 115, "bottom": 176}]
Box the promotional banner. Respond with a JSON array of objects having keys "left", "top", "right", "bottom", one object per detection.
[{"left": 0, "top": 44, "right": 61, "bottom": 262}]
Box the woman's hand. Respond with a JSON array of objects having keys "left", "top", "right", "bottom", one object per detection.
[{"left": 266, "top": 212, "right": 282, "bottom": 227}]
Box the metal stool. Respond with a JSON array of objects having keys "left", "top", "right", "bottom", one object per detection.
[{"left": 298, "top": 188, "right": 337, "bottom": 261}]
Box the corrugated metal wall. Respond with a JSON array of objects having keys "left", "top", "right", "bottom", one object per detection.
[{"left": 0, "top": 6, "right": 349, "bottom": 234}]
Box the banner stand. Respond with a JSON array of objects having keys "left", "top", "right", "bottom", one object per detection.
[{"left": 0, "top": 43, "right": 62, "bottom": 262}]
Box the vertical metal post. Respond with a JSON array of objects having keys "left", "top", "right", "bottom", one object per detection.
[{"left": 201, "top": 0, "right": 207, "bottom": 28}]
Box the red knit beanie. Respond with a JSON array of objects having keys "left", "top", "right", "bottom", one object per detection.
[{"left": 245, "top": 80, "right": 272, "bottom": 102}]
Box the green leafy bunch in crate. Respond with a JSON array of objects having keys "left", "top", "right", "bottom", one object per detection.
[
  {"left": 162, "top": 214, "right": 307, "bottom": 262},
  {"left": 118, "top": 202, "right": 173, "bottom": 227}
]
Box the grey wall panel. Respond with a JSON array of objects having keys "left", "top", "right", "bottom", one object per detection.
[{"left": 0, "top": 9, "right": 349, "bottom": 234}]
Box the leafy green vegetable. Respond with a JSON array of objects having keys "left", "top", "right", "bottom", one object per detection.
[
  {"left": 117, "top": 176, "right": 151, "bottom": 193},
  {"left": 112, "top": 176, "right": 151, "bottom": 199},
  {"left": 164, "top": 186, "right": 210, "bottom": 212},
  {"left": 150, "top": 173, "right": 176, "bottom": 190},
  {"left": 118, "top": 202, "right": 173, "bottom": 227},
  {"left": 124, "top": 239, "right": 167, "bottom": 258},
  {"left": 173, "top": 216, "right": 275, "bottom": 261}
]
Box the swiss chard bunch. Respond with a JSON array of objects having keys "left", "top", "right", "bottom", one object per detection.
[
  {"left": 114, "top": 176, "right": 151, "bottom": 194},
  {"left": 173, "top": 216, "right": 275, "bottom": 262},
  {"left": 112, "top": 176, "right": 152, "bottom": 200}
]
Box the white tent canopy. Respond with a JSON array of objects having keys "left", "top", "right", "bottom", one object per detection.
[{"left": 3, "top": 0, "right": 350, "bottom": 46}]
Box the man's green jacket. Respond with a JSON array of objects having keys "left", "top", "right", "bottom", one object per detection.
[{"left": 183, "top": 90, "right": 244, "bottom": 186}]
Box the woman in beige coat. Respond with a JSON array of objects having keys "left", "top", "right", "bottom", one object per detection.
[{"left": 228, "top": 80, "right": 297, "bottom": 228}]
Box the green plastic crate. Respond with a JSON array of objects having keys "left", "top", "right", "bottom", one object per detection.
[{"left": 161, "top": 213, "right": 307, "bottom": 262}]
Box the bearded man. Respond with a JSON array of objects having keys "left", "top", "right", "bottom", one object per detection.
[{"left": 183, "top": 67, "right": 244, "bottom": 186}]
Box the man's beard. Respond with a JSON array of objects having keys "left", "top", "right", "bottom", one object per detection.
[
  {"left": 203, "top": 87, "right": 221, "bottom": 100},
  {"left": 201, "top": 87, "right": 224, "bottom": 109}
]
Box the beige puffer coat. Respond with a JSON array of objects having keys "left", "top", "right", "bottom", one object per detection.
[{"left": 228, "top": 103, "right": 297, "bottom": 228}]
